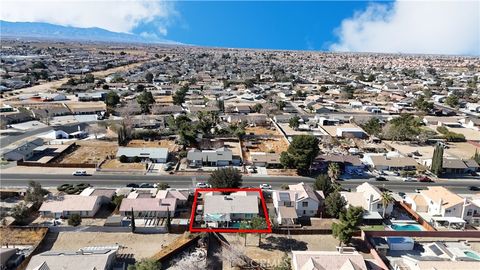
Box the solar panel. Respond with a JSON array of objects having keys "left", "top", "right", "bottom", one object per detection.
[{"left": 429, "top": 245, "right": 444, "bottom": 256}]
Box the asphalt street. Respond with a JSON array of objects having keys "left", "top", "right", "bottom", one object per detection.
[{"left": 1, "top": 173, "right": 478, "bottom": 194}]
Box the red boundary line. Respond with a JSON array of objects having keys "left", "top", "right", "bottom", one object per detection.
[{"left": 189, "top": 188, "right": 272, "bottom": 233}]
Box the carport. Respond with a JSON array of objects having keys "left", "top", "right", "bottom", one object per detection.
[{"left": 430, "top": 216, "right": 466, "bottom": 229}]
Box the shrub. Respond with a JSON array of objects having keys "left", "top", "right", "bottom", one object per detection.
[
  {"left": 436, "top": 126, "right": 449, "bottom": 134},
  {"left": 68, "top": 214, "right": 82, "bottom": 226},
  {"left": 133, "top": 156, "right": 142, "bottom": 163},
  {"left": 57, "top": 184, "right": 72, "bottom": 191},
  {"left": 119, "top": 155, "right": 128, "bottom": 163},
  {"left": 65, "top": 186, "right": 80, "bottom": 194}
]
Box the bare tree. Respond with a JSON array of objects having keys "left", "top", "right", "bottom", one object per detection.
[{"left": 86, "top": 124, "right": 107, "bottom": 139}]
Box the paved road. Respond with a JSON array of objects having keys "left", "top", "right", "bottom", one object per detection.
[{"left": 1, "top": 173, "right": 478, "bottom": 194}]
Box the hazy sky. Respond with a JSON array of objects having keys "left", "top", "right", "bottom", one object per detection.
[{"left": 2, "top": 0, "right": 479, "bottom": 55}]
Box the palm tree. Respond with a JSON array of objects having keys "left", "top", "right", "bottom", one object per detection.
[
  {"left": 328, "top": 163, "right": 341, "bottom": 181},
  {"left": 380, "top": 192, "right": 394, "bottom": 218}
]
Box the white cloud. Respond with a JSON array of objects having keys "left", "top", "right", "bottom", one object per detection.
[
  {"left": 330, "top": 0, "right": 480, "bottom": 55},
  {"left": 1, "top": 0, "right": 176, "bottom": 36}
]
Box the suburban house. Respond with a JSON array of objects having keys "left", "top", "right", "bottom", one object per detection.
[
  {"left": 1, "top": 138, "right": 44, "bottom": 161},
  {"left": 155, "top": 189, "right": 190, "bottom": 206},
  {"left": 187, "top": 147, "right": 240, "bottom": 167},
  {"left": 341, "top": 182, "right": 394, "bottom": 219},
  {"left": 404, "top": 187, "right": 480, "bottom": 226},
  {"left": 250, "top": 152, "right": 281, "bottom": 167},
  {"left": 442, "top": 158, "right": 479, "bottom": 175},
  {"left": 116, "top": 147, "right": 168, "bottom": 163},
  {"left": 364, "top": 154, "right": 418, "bottom": 172},
  {"left": 45, "top": 123, "right": 88, "bottom": 139},
  {"left": 26, "top": 246, "right": 119, "bottom": 270},
  {"left": 119, "top": 198, "right": 177, "bottom": 218},
  {"left": 313, "top": 154, "right": 365, "bottom": 174},
  {"left": 203, "top": 193, "right": 259, "bottom": 226},
  {"left": 272, "top": 182, "right": 324, "bottom": 225},
  {"left": 291, "top": 251, "right": 368, "bottom": 270},
  {"left": 39, "top": 195, "right": 103, "bottom": 218}
]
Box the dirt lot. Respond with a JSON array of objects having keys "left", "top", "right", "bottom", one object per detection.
[
  {"left": 59, "top": 141, "right": 117, "bottom": 164},
  {"left": 127, "top": 139, "right": 179, "bottom": 152},
  {"left": 155, "top": 96, "right": 173, "bottom": 103},
  {"left": 47, "top": 232, "right": 179, "bottom": 259},
  {"left": 446, "top": 142, "right": 480, "bottom": 159},
  {"left": 266, "top": 169, "right": 298, "bottom": 176},
  {"left": 1, "top": 227, "right": 48, "bottom": 246},
  {"left": 221, "top": 233, "right": 357, "bottom": 267},
  {"left": 245, "top": 126, "right": 280, "bottom": 136},
  {"left": 101, "top": 159, "right": 145, "bottom": 170}
]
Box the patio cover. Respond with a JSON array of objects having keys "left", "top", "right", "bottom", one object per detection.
[{"left": 205, "top": 213, "right": 230, "bottom": 222}]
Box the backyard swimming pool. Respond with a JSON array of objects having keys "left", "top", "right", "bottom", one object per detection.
[
  {"left": 464, "top": 251, "right": 480, "bottom": 260},
  {"left": 390, "top": 224, "right": 424, "bottom": 231}
]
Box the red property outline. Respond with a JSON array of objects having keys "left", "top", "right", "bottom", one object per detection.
[{"left": 189, "top": 188, "right": 272, "bottom": 233}]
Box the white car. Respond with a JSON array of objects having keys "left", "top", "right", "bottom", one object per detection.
[
  {"left": 196, "top": 182, "right": 211, "bottom": 188},
  {"left": 403, "top": 177, "right": 417, "bottom": 182},
  {"left": 72, "top": 170, "right": 87, "bottom": 176},
  {"left": 259, "top": 184, "right": 272, "bottom": 190},
  {"left": 247, "top": 166, "right": 257, "bottom": 173}
]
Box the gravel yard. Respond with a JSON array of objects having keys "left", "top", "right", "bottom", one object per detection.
[{"left": 48, "top": 232, "right": 179, "bottom": 259}]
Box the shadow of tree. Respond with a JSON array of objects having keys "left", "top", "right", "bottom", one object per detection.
[
  {"left": 260, "top": 236, "right": 308, "bottom": 251},
  {"left": 349, "top": 237, "right": 370, "bottom": 253}
]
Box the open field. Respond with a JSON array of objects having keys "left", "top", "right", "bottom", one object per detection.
[
  {"left": 127, "top": 139, "right": 179, "bottom": 152},
  {"left": 245, "top": 126, "right": 280, "bottom": 136},
  {"left": 154, "top": 96, "right": 173, "bottom": 103},
  {"left": 0, "top": 227, "right": 48, "bottom": 246},
  {"left": 59, "top": 141, "right": 117, "bottom": 164},
  {"left": 101, "top": 159, "right": 145, "bottom": 170},
  {"left": 46, "top": 232, "right": 179, "bottom": 259},
  {"left": 221, "top": 233, "right": 367, "bottom": 267},
  {"left": 386, "top": 141, "right": 480, "bottom": 160}
]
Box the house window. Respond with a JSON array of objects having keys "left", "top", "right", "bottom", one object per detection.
[
  {"left": 303, "top": 210, "right": 306, "bottom": 215},
  {"left": 467, "top": 210, "right": 473, "bottom": 216},
  {"left": 302, "top": 202, "right": 308, "bottom": 207},
  {"left": 445, "top": 210, "right": 451, "bottom": 214},
  {"left": 377, "top": 204, "right": 382, "bottom": 209}
]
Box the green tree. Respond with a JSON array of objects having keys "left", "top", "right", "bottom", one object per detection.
[
  {"left": 413, "top": 96, "right": 434, "bottom": 112},
  {"left": 251, "top": 217, "right": 267, "bottom": 246},
  {"left": 289, "top": 116, "right": 300, "bottom": 130},
  {"left": 136, "top": 91, "right": 155, "bottom": 113},
  {"left": 156, "top": 182, "right": 170, "bottom": 190},
  {"left": 136, "top": 84, "right": 145, "bottom": 92},
  {"left": 332, "top": 206, "right": 364, "bottom": 246},
  {"left": 380, "top": 192, "right": 394, "bottom": 218},
  {"left": 445, "top": 94, "right": 459, "bottom": 108},
  {"left": 385, "top": 114, "right": 421, "bottom": 141},
  {"left": 25, "top": 181, "right": 49, "bottom": 207},
  {"left": 145, "top": 72, "right": 154, "bottom": 83},
  {"left": 11, "top": 202, "right": 30, "bottom": 224},
  {"left": 166, "top": 207, "right": 171, "bottom": 232},
  {"left": 280, "top": 135, "right": 319, "bottom": 174},
  {"left": 362, "top": 118, "right": 382, "bottom": 136},
  {"left": 327, "top": 163, "right": 341, "bottom": 181},
  {"left": 472, "top": 149, "right": 480, "bottom": 164},
  {"left": 131, "top": 208, "right": 136, "bottom": 233},
  {"left": 325, "top": 191, "right": 347, "bottom": 218},
  {"left": 208, "top": 167, "right": 243, "bottom": 188},
  {"left": 252, "top": 103, "right": 263, "bottom": 113},
  {"left": 173, "top": 85, "right": 189, "bottom": 105},
  {"left": 105, "top": 90, "right": 120, "bottom": 107},
  {"left": 84, "top": 73, "right": 94, "bottom": 83},
  {"left": 313, "top": 174, "right": 335, "bottom": 196},
  {"left": 68, "top": 214, "right": 82, "bottom": 226},
  {"left": 127, "top": 259, "right": 161, "bottom": 270},
  {"left": 431, "top": 143, "right": 444, "bottom": 177}
]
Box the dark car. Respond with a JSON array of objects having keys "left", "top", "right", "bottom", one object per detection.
[
  {"left": 468, "top": 186, "right": 480, "bottom": 191},
  {"left": 398, "top": 192, "right": 406, "bottom": 198},
  {"left": 375, "top": 176, "right": 388, "bottom": 181},
  {"left": 139, "top": 183, "right": 154, "bottom": 188},
  {"left": 126, "top": 183, "right": 139, "bottom": 188}
]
